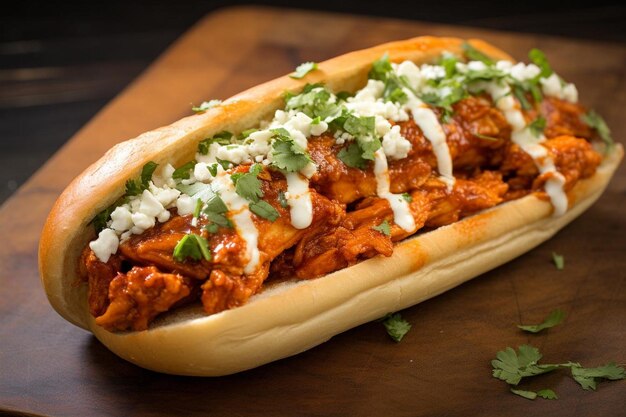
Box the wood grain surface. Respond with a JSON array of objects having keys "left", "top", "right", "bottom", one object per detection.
[{"left": 1, "top": 6, "right": 625, "bottom": 417}]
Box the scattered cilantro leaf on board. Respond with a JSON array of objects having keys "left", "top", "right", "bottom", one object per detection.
[
  {"left": 517, "top": 309, "right": 565, "bottom": 334},
  {"left": 382, "top": 313, "right": 412, "bottom": 342}
]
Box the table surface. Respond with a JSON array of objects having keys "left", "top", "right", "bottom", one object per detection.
[{"left": 1, "top": 6, "right": 625, "bottom": 417}]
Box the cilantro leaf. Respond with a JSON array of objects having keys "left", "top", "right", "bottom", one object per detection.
[
  {"left": 172, "top": 161, "right": 197, "bottom": 180},
  {"left": 517, "top": 309, "right": 565, "bottom": 333},
  {"left": 173, "top": 233, "right": 211, "bottom": 262},
  {"left": 528, "top": 49, "right": 553, "bottom": 78},
  {"left": 140, "top": 161, "right": 158, "bottom": 188},
  {"left": 491, "top": 345, "right": 559, "bottom": 385},
  {"left": 271, "top": 131, "right": 312, "bottom": 172},
  {"left": 582, "top": 110, "right": 614, "bottom": 153},
  {"left": 92, "top": 205, "right": 116, "bottom": 233},
  {"left": 513, "top": 85, "right": 532, "bottom": 110},
  {"left": 510, "top": 388, "right": 538, "bottom": 400},
  {"left": 402, "top": 192, "right": 412, "bottom": 202},
  {"left": 203, "top": 192, "right": 233, "bottom": 231},
  {"left": 372, "top": 219, "right": 391, "bottom": 236},
  {"left": 124, "top": 161, "right": 158, "bottom": 196},
  {"left": 568, "top": 362, "right": 626, "bottom": 391},
  {"left": 198, "top": 131, "right": 233, "bottom": 154},
  {"left": 510, "top": 388, "right": 557, "bottom": 400},
  {"left": 285, "top": 84, "right": 341, "bottom": 121},
  {"left": 192, "top": 198, "right": 203, "bottom": 219},
  {"left": 528, "top": 116, "right": 546, "bottom": 137},
  {"left": 125, "top": 179, "right": 143, "bottom": 196},
  {"left": 369, "top": 53, "right": 393, "bottom": 81},
  {"left": 368, "top": 54, "right": 411, "bottom": 104},
  {"left": 343, "top": 114, "right": 376, "bottom": 138},
  {"left": 290, "top": 62, "right": 318, "bottom": 79},
  {"left": 382, "top": 313, "right": 412, "bottom": 342},
  {"left": 461, "top": 42, "right": 495, "bottom": 65},
  {"left": 536, "top": 389, "right": 558, "bottom": 400},
  {"left": 250, "top": 200, "right": 280, "bottom": 222},
  {"left": 336, "top": 115, "right": 381, "bottom": 169},
  {"left": 192, "top": 99, "right": 221, "bottom": 113},
  {"left": 439, "top": 54, "right": 459, "bottom": 78},
  {"left": 552, "top": 252, "right": 565, "bottom": 270},
  {"left": 338, "top": 142, "right": 369, "bottom": 169},
  {"left": 231, "top": 164, "right": 263, "bottom": 203}
]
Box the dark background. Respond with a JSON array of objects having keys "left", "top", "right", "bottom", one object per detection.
[{"left": 1, "top": 1, "right": 625, "bottom": 204}]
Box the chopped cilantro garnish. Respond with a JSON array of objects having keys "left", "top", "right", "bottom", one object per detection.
[
  {"left": 285, "top": 84, "right": 341, "bottom": 121},
  {"left": 528, "top": 116, "right": 546, "bottom": 137},
  {"left": 372, "top": 219, "right": 391, "bottom": 236},
  {"left": 198, "top": 131, "right": 233, "bottom": 154},
  {"left": 124, "top": 161, "right": 158, "bottom": 196},
  {"left": 173, "top": 233, "right": 211, "bottom": 262},
  {"left": 582, "top": 110, "right": 614, "bottom": 153},
  {"left": 420, "top": 85, "right": 467, "bottom": 120},
  {"left": 271, "top": 129, "right": 313, "bottom": 172},
  {"left": 338, "top": 142, "right": 366, "bottom": 169},
  {"left": 172, "top": 160, "right": 197, "bottom": 180},
  {"left": 231, "top": 164, "right": 263, "bottom": 202},
  {"left": 510, "top": 388, "right": 557, "bottom": 400},
  {"left": 569, "top": 362, "right": 626, "bottom": 391},
  {"left": 512, "top": 85, "right": 532, "bottom": 110},
  {"left": 552, "top": 252, "right": 565, "bottom": 270},
  {"left": 250, "top": 200, "right": 280, "bottom": 221},
  {"left": 402, "top": 192, "right": 412, "bottom": 202},
  {"left": 461, "top": 42, "right": 495, "bottom": 65},
  {"left": 191, "top": 99, "right": 221, "bottom": 113},
  {"left": 192, "top": 198, "right": 203, "bottom": 219},
  {"left": 439, "top": 54, "right": 459, "bottom": 78},
  {"left": 290, "top": 62, "right": 318, "bottom": 79},
  {"left": 215, "top": 158, "right": 232, "bottom": 170},
  {"left": 492, "top": 344, "right": 625, "bottom": 395},
  {"left": 369, "top": 54, "right": 411, "bottom": 104},
  {"left": 125, "top": 179, "right": 143, "bottom": 196},
  {"left": 528, "top": 48, "right": 553, "bottom": 78},
  {"left": 517, "top": 309, "right": 565, "bottom": 333},
  {"left": 92, "top": 205, "right": 116, "bottom": 233},
  {"left": 382, "top": 313, "right": 412, "bottom": 342},
  {"left": 207, "top": 164, "right": 218, "bottom": 177},
  {"left": 230, "top": 164, "right": 280, "bottom": 221},
  {"left": 492, "top": 345, "right": 559, "bottom": 385}
]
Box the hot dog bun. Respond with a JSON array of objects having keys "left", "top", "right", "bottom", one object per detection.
[{"left": 38, "top": 36, "right": 623, "bottom": 376}]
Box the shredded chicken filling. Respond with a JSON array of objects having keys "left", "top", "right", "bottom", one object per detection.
[{"left": 81, "top": 92, "right": 602, "bottom": 331}]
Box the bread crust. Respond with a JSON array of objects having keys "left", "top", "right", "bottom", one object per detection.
[{"left": 38, "top": 36, "right": 623, "bottom": 375}]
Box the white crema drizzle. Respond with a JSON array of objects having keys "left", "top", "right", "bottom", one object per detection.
[
  {"left": 483, "top": 82, "right": 568, "bottom": 216},
  {"left": 211, "top": 173, "right": 261, "bottom": 274},
  {"left": 373, "top": 149, "right": 416, "bottom": 232},
  {"left": 285, "top": 171, "right": 313, "bottom": 229}
]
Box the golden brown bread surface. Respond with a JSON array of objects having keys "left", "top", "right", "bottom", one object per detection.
[{"left": 38, "top": 36, "right": 622, "bottom": 375}]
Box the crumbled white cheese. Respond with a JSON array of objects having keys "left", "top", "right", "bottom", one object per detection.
[
  {"left": 395, "top": 60, "right": 423, "bottom": 90},
  {"left": 467, "top": 61, "right": 487, "bottom": 72},
  {"left": 216, "top": 144, "right": 251, "bottom": 165},
  {"left": 382, "top": 125, "right": 412, "bottom": 160},
  {"left": 540, "top": 73, "right": 578, "bottom": 103},
  {"left": 176, "top": 194, "right": 195, "bottom": 216},
  {"left": 89, "top": 228, "right": 119, "bottom": 263},
  {"left": 131, "top": 212, "right": 155, "bottom": 234},
  {"left": 420, "top": 64, "right": 446, "bottom": 80},
  {"left": 109, "top": 205, "right": 133, "bottom": 233},
  {"left": 509, "top": 62, "right": 541, "bottom": 82}
]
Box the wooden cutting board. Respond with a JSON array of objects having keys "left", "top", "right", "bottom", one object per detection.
[{"left": 1, "top": 6, "right": 624, "bottom": 417}]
